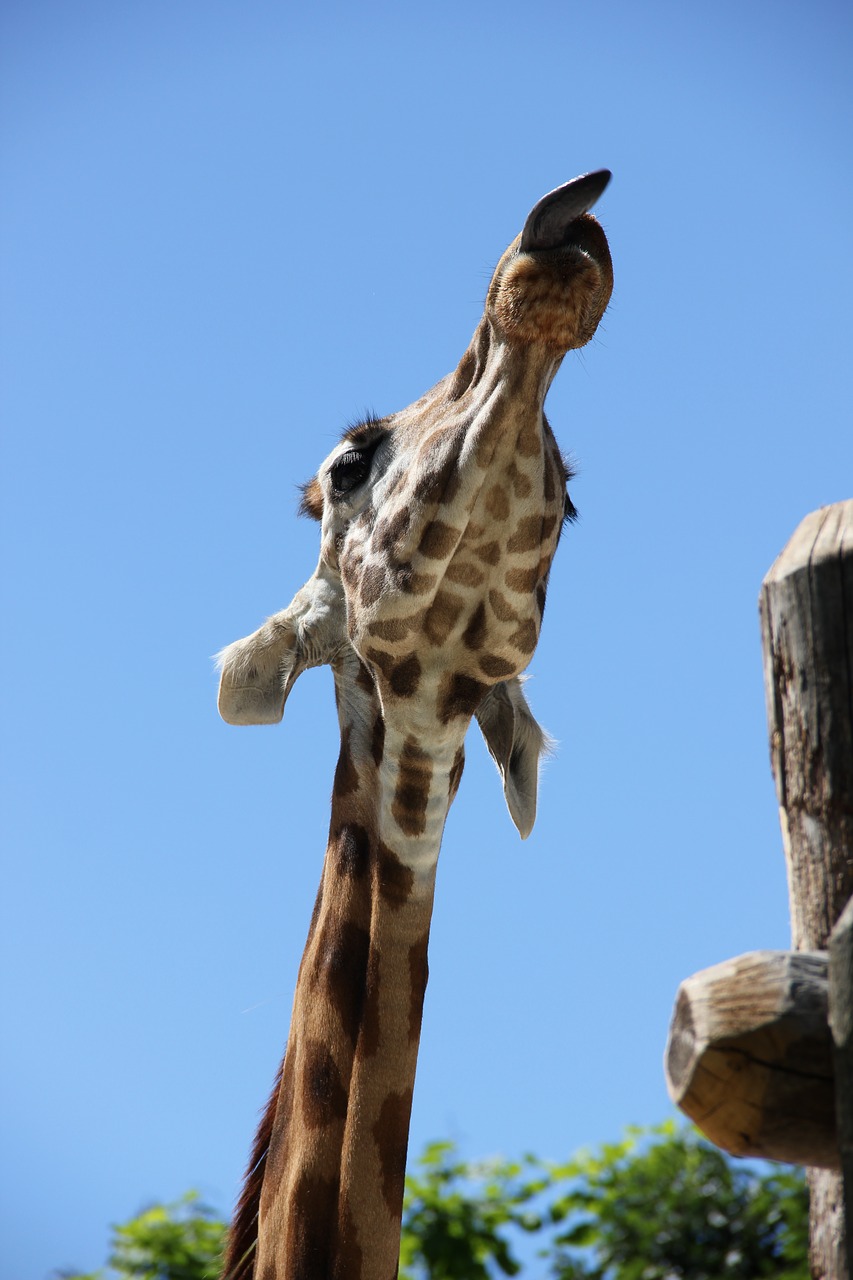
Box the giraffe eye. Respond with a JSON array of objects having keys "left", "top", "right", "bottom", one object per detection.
[{"left": 330, "top": 449, "right": 373, "bottom": 497}]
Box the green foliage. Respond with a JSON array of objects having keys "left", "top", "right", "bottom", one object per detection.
[
  {"left": 544, "top": 1122, "right": 809, "bottom": 1280},
  {"left": 60, "top": 1126, "right": 809, "bottom": 1280},
  {"left": 399, "top": 1142, "right": 549, "bottom": 1279},
  {"left": 60, "top": 1192, "right": 226, "bottom": 1280},
  {"left": 399, "top": 1123, "right": 808, "bottom": 1280}
]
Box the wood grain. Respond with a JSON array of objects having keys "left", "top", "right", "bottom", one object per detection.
[{"left": 759, "top": 500, "right": 853, "bottom": 1280}]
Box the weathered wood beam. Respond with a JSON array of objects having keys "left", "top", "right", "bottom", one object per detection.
[
  {"left": 759, "top": 500, "right": 853, "bottom": 1280},
  {"left": 664, "top": 949, "right": 837, "bottom": 1167},
  {"left": 759, "top": 501, "right": 853, "bottom": 954},
  {"left": 830, "top": 898, "right": 853, "bottom": 1260},
  {"left": 665, "top": 502, "right": 852, "bottom": 1278}
]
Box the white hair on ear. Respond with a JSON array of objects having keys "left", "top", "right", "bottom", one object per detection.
[
  {"left": 515, "top": 673, "right": 557, "bottom": 758},
  {"left": 215, "top": 566, "right": 347, "bottom": 726}
]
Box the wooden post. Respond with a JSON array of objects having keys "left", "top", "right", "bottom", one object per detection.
[
  {"left": 830, "top": 897, "right": 853, "bottom": 1266},
  {"left": 759, "top": 500, "right": 853, "bottom": 1280},
  {"left": 664, "top": 502, "right": 853, "bottom": 1277}
]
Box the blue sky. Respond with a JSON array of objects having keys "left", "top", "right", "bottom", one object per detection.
[{"left": 2, "top": 2, "right": 851, "bottom": 1276}]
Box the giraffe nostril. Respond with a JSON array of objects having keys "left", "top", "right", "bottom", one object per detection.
[{"left": 519, "top": 169, "right": 611, "bottom": 253}]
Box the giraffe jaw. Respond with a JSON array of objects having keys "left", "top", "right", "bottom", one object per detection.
[{"left": 484, "top": 172, "right": 613, "bottom": 354}]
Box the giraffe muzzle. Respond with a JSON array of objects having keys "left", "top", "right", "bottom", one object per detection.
[{"left": 519, "top": 169, "right": 611, "bottom": 253}]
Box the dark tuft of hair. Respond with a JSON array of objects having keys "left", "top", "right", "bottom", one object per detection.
[
  {"left": 219, "top": 1056, "right": 284, "bottom": 1280},
  {"left": 343, "top": 410, "right": 387, "bottom": 447},
  {"left": 561, "top": 451, "right": 579, "bottom": 526},
  {"left": 297, "top": 476, "right": 324, "bottom": 521}
]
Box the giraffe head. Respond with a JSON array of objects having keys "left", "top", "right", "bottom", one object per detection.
[{"left": 218, "top": 172, "right": 612, "bottom": 837}]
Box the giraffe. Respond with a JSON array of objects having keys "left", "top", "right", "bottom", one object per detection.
[{"left": 216, "top": 170, "right": 613, "bottom": 1280}]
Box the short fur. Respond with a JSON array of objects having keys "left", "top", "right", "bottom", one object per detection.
[{"left": 216, "top": 173, "right": 612, "bottom": 1280}]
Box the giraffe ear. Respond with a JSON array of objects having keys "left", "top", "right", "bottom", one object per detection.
[
  {"left": 216, "top": 569, "right": 345, "bottom": 725},
  {"left": 474, "top": 678, "right": 551, "bottom": 840}
]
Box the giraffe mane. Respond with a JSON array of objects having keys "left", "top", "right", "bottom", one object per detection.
[{"left": 220, "top": 1054, "right": 284, "bottom": 1280}]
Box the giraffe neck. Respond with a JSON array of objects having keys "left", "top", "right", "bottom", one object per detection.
[
  {"left": 230, "top": 659, "right": 464, "bottom": 1280},
  {"left": 218, "top": 178, "right": 615, "bottom": 1280},
  {"left": 446, "top": 314, "right": 564, "bottom": 409}
]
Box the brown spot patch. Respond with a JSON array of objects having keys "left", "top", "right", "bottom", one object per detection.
[
  {"left": 360, "top": 945, "right": 382, "bottom": 1057},
  {"left": 445, "top": 560, "right": 484, "bottom": 587},
  {"left": 397, "top": 564, "right": 438, "bottom": 595},
  {"left": 333, "top": 823, "right": 370, "bottom": 879},
  {"left": 359, "top": 564, "right": 386, "bottom": 607},
  {"left": 367, "top": 617, "right": 410, "bottom": 643},
  {"left": 485, "top": 484, "right": 510, "bottom": 520},
  {"left": 516, "top": 417, "right": 542, "bottom": 458},
  {"left": 333, "top": 728, "right": 360, "bottom": 797},
  {"left": 438, "top": 672, "right": 488, "bottom": 723},
  {"left": 375, "top": 841, "right": 414, "bottom": 907},
  {"left": 340, "top": 553, "right": 361, "bottom": 591},
  {"left": 335, "top": 1201, "right": 364, "bottom": 1280},
  {"left": 419, "top": 520, "right": 461, "bottom": 560},
  {"left": 505, "top": 566, "right": 539, "bottom": 594},
  {"left": 356, "top": 660, "right": 376, "bottom": 693},
  {"left": 392, "top": 737, "right": 433, "bottom": 836},
  {"left": 508, "top": 618, "right": 538, "bottom": 654},
  {"left": 473, "top": 539, "right": 501, "bottom": 566},
  {"left": 424, "top": 589, "right": 464, "bottom": 646},
  {"left": 373, "top": 1090, "right": 414, "bottom": 1218},
  {"left": 488, "top": 589, "right": 520, "bottom": 623},
  {"left": 316, "top": 918, "right": 370, "bottom": 1047},
  {"left": 536, "top": 582, "right": 547, "bottom": 616},
  {"left": 462, "top": 602, "right": 487, "bottom": 651},
  {"left": 373, "top": 507, "right": 410, "bottom": 554},
  {"left": 508, "top": 461, "right": 533, "bottom": 498},
  {"left": 365, "top": 647, "right": 395, "bottom": 680},
  {"left": 480, "top": 655, "right": 516, "bottom": 679},
  {"left": 287, "top": 1172, "right": 339, "bottom": 1280},
  {"left": 419, "top": 448, "right": 462, "bottom": 506},
  {"left": 474, "top": 430, "right": 497, "bottom": 469},
  {"left": 544, "top": 458, "right": 557, "bottom": 502},
  {"left": 302, "top": 1041, "right": 348, "bottom": 1129},
  {"left": 507, "top": 515, "right": 544, "bottom": 553},
  {"left": 408, "top": 932, "right": 430, "bottom": 1041},
  {"left": 388, "top": 654, "right": 422, "bottom": 698}
]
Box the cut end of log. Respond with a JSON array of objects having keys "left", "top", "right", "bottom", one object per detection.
[{"left": 665, "top": 950, "right": 839, "bottom": 1170}]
